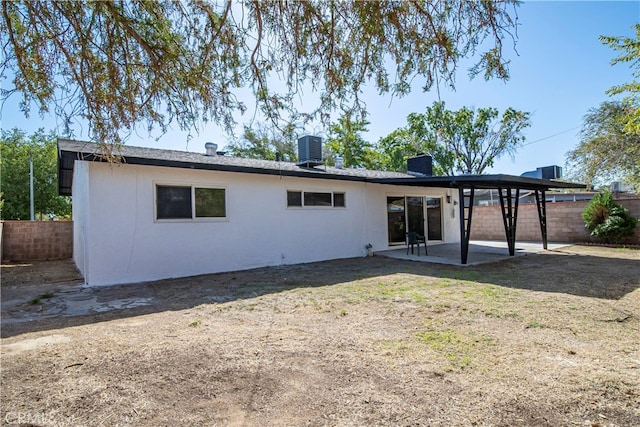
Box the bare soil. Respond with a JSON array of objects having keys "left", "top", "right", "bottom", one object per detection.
[{"left": 1, "top": 246, "right": 639, "bottom": 426}]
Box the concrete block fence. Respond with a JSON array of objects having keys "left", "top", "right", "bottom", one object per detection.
[
  {"left": 1, "top": 220, "right": 73, "bottom": 262},
  {"left": 470, "top": 197, "right": 640, "bottom": 244}
]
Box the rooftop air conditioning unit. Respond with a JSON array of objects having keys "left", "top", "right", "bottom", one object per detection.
[
  {"left": 297, "top": 135, "right": 323, "bottom": 167},
  {"left": 540, "top": 165, "right": 562, "bottom": 180}
]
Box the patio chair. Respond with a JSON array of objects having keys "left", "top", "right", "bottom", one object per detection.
[{"left": 406, "top": 231, "right": 427, "bottom": 256}]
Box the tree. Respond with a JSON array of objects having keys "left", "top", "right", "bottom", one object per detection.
[
  {"left": 565, "top": 101, "right": 640, "bottom": 190},
  {"left": 1, "top": 1, "right": 520, "bottom": 145},
  {"left": 324, "top": 112, "right": 378, "bottom": 168},
  {"left": 582, "top": 190, "right": 637, "bottom": 243},
  {"left": 379, "top": 101, "right": 530, "bottom": 175},
  {"left": 0, "top": 128, "right": 72, "bottom": 220},
  {"left": 600, "top": 24, "right": 640, "bottom": 135},
  {"left": 226, "top": 122, "right": 298, "bottom": 162}
]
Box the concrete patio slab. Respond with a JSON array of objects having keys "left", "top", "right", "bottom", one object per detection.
[{"left": 376, "top": 240, "right": 572, "bottom": 266}]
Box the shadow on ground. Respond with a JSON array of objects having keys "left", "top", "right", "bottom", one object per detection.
[{"left": 1, "top": 246, "right": 638, "bottom": 338}]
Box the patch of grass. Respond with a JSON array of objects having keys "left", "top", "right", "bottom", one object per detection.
[
  {"left": 432, "top": 277, "right": 456, "bottom": 288},
  {"left": 337, "top": 308, "right": 348, "bottom": 317},
  {"left": 463, "top": 284, "right": 506, "bottom": 300},
  {"left": 429, "top": 302, "right": 452, "bottom": 313},
  {"left": 415, "top": 323, "right": 494, "bottom": 370},
  {"left": 407, "top": 291, "right": 427, "bottom": 303},
  {"left": 188, "top": 318, "right": 202, "bottom": 327},
  {"left": 483, "top": 309, "right": 519, "bottom": 319},
  {"left": 612, "top": 247, "right": 638, "bottom": 253},
  {"left": 525, "top": 321, "right": 546, "bottom": 329},
  {"left": 29, "top": 292, "right": 55, "bottom": 305},
  {"left": 454, "top": 271, "right": 482, "bottom": 281}
]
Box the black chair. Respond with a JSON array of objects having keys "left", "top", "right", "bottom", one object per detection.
[{"left": 406, "top": 231, "right": 427, "bottom": 256}]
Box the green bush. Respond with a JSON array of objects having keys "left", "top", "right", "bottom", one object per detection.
[{"left": 582, "top": 191, "right": 638, "bottom": 243}]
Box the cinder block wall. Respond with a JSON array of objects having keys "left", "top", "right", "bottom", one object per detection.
[
  {"left": 470, "top": 198, "right": 640, "bottom": 244},
  {"left": 1, "top": 221, "right": 73, "bottom": 261}
]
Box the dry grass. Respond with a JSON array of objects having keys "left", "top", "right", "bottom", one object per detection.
[{"left": 1, "top": 245, "right": 639, "bottom": 426}]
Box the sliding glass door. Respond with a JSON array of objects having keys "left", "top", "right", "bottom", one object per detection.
[
  {"left": 406, "top": 197, "right": 425, "bottom": 237},
  {"left": 426, "top": 197, "right": 443, "bottom": 241},
  {"left": 387, "top": 197, "right": 406, "bottom": 245},
  {"left": 387, "top": 196, "right": 443, "bottom": 245}
]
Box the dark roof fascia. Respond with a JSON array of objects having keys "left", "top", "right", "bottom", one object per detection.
[{"left": 370, "top": 175, "right": 585, "bottom": 191}]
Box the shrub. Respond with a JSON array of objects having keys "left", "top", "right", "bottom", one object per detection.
[{"left": 582, "top": 191, "right": 638, "bottom": 243}]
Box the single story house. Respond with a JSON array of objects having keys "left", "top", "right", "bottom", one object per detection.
[{"left": 58, "top": 137, "right": 583, "bottom": 286}]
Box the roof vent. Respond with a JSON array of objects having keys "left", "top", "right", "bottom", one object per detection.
[
  {"left": 407, "top": 154, "right": 432, "bottom": 176},
  {"left": 205, "top": 142, "right": 218, "bottom": 156},
  {"left": 297, "top": 135, "right": 323, "bottom": 167}
]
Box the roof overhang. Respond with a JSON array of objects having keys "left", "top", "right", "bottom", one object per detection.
[{"left": 370, "top": 175, "right": 585, "bottom": 191}]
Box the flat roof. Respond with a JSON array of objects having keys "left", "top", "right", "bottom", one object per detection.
[
  {"left": 58, "top": 139, "right": 584, "bottom": 196},
  {"left": 370, "top": 175, "right": 584, "bottom": 191}
]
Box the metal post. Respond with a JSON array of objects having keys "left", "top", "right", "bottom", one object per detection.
[
  {"left": 30, "top": 151, "right": 35, "bottom": 221},
  {"left": 459, "top": 187, "right": 466, "bottom": 264},
  {"left": 498, "top": 188, "right": 520, "bottom": 256},
  {"left": 458, "top": 186, "right": 475, "bottom": 265},
  {"left": 535, "top": 190, "right": 548, "bottom": 250}
]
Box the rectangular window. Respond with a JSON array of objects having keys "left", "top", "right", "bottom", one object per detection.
[
  {"left": 287, "top": 191, "right": 302, "bottom": 207},
  {"left": 157, "top": 186, "right": 192, "bottom": 219},
  {"left": 195, "top": 188, "right": 226, "bottom": 218},
  {"left": 304, "top": 192, "right": 332, "bottom": 206},
  {"left": 156, "top": 185, "right": 226, "bottom": 220},
  {"left": 287, "top": 190, "right": 346, "bottom": 208}
]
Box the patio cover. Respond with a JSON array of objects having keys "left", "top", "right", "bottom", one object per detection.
[{"left": 371, "top": 175, "right": 585, "bottom": 264}]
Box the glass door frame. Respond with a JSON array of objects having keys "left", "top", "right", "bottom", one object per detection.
[{"left": 387, "top": 194, "right": 444, "bottom": 246}]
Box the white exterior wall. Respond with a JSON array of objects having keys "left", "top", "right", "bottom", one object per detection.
[
  {"left": 72, "top": 161, "right": 90, "bottom": 281},
  {"left": 75, "top": 161, "right": 461, "bottom": 285}
]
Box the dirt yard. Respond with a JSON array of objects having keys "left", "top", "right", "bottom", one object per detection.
[{"left": 1, "top": 246, "right": 639, "bottom": 426}]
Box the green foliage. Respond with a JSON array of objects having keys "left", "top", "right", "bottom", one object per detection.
[
  {"left": 600, "top": 24, "right": 640, "bottom": 135},
  {"left": 0, "top": 128, "right": 71, "bottom": 220},
  {"left": 566, "top": 101, "right": 640, "bottom": 190},
  {"left": 324, "top": 111, "right": 378, "bottom": 169},
  {"left": 1, "top": 1, "right": 520, "bottom": 144},
  {"left": 582, "top": 191, "right": 638, "bottom": 243},
  {"left": 378, "top": 101, "right": 531, "bottom": 175},
  {"left": 226, "top": 123, "right": 298, "bottom": 162}
]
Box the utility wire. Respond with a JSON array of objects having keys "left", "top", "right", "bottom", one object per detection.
[{"left": 521, "top": 125, "right": 581, "bottom": 147}]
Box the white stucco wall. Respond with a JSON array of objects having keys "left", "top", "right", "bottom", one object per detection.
[
  {"left": 72, "top": 161, "right": 90, "bottom": 282},
  {"left": 75, "top": 161, "right": 461, "bottom": 285}
]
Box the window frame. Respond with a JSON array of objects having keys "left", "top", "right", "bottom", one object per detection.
[
  {"left": 286, "top": 189, "right": 346, "bottom": 209},
  {"left": 154, "top": 182, "right": 228, "bottom": 222}
]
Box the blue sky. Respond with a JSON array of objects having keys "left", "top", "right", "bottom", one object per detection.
[{"left": 1, "top": 1, "right": 638, "bottom": 177}]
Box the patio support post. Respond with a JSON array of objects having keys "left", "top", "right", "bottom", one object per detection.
[
  {"left": 535, "top": 190, "right": 548, "bottom": 250},
  {"left": 498, "top": 187, "right": 520, "bottom": 256},
  {"left": 458, "top": 186, "right": 475, "bottom": 265}
]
